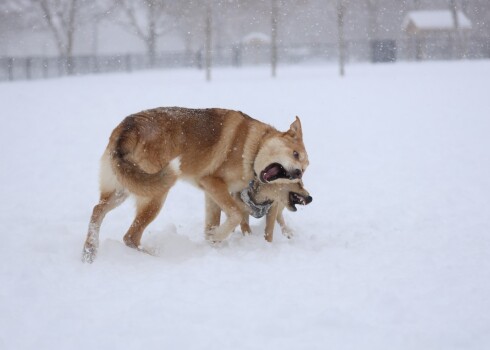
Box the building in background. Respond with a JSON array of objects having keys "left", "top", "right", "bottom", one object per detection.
[{"left": 403, "top": 10, "right": 472, "bottom": 60}]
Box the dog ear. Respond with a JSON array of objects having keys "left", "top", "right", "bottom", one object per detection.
[{"left": 287, "top": 116, "right": 303, "bottom": 140}]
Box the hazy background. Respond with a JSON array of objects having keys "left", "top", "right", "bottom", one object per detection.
[{"left": 0, "top": 0, "right": 489, "bottom": 81}]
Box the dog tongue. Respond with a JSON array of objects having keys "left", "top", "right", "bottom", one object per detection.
[{"left": 264, "top": 165, "right": 280, "bottom": 181}]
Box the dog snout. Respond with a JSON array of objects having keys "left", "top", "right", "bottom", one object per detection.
[
  {"left": 305, "top": 195, "right": 313, "bottom": 204},
  {"left": 291, "top": 169, "right": 302, "bottom": 179}
]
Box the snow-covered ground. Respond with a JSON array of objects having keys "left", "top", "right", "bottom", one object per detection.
[{"left": 1, "top": 61, "right": 489, "bottom": 349}]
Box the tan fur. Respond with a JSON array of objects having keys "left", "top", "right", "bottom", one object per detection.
[
  {"left": 82, "top": 107, "right": 308, "bottom": 262},
  {"left": 247, "top": 181, "right": 311, "bottom": 242}
]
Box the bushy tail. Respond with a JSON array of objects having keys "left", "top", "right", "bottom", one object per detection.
[{"left": 109, "top": 118, "right": 170, "bottom": 197}]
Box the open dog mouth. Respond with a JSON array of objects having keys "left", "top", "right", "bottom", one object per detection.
[
  {"left": 288, "top": 192, "right": 313, "bottom": 211},
  {"left": 260, "top": 163, "right": 290, "bottom": 183}
]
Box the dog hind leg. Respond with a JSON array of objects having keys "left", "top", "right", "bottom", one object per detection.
[
  {"left": 82, "top": 190, "right": 128, "bottom": 263},
  {"left": 122, "top": 181, "right": 174, "bottom": 250}
]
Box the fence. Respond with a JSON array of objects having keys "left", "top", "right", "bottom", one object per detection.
[
  {"left": 1, "top": 37, "right": 489, "bottom": 82},
  {"left": 0, "top": 52, "right": 196, "bottom": 81}
]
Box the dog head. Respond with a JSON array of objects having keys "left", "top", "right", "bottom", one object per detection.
[
  {"left": 254, "top": 116, "right": 309, "bottom": 184},
  {"left": 252, "top": 180, "right": 313, "bottom": 212}
]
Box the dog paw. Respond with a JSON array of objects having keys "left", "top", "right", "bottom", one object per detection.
[
  {"left": 123, "top": 234, "right": 141, "bottom": 249},
  {"left": 240, "top": 223, "right": 252, "bottom": 235},
  {"left": 206, "top": 232, "right": 222, "bottom": 244},
  {"left": 281, "top": 227, "right": 294, "bottom": 239},
  {"left": 137, "top": 245, "right": 157, "bottom": 256},
  {"left": 206, "top": 227, "right": 228, "bottom": 244},
  {"left": 81, "top": 243, "right": 97, "bottom": 263}
]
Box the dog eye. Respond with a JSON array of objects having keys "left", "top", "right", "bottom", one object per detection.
[{"left": 293, "top": 151, "right": 299, "bottom": 159}]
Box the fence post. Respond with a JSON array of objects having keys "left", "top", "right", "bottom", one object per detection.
[
  {"left": 8, "top": 57, "right": 14, "bottom": 81},
  {"left": 232, "top": 45, "right": 242, "bottom": 67},
  {"left": 125, "top": 54, "right": 132, "bottom": 73},
  {"left": 196, "top": 50, "right": 203, "bottom": 69},
  {"left": 91, "top": 55, "right": 99, "bottom": 73},
  {"left": 42, "top": 57, "right": 49, "bottom": 78},
  {"left": 25, "top": 57, "right": 32, "bottom": 80},
  {"left": 57, "top": 57, "right": 63, "bottom": 77}
]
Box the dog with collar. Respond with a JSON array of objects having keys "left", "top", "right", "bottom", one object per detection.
[{"left": 206, "top": 180, "right": 312, "bottom": 242}]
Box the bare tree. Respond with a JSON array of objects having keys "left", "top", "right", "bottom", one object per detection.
[
  {"left": 119, "top": 0, "right": 171, "bottom": 67},
  {"left": 34, "top": 0, "right": 87, "bottom": 74},
  {"left": 89, "top": 1, "right": 118, "bottom": 56},
  {"left": 3, "top": 0, "right": 84, "bottom": 74},
  {"left": 169, "top": 1, "right": 204, "bottom": 55},
  {"left": 168, "top": 0, "right": 215, "bottom": 81},
  {"left": 3, "top": 0, "right": 107, "bottom": 74},
  {"left": 0, "top": 2, "right": 26, "bottom": 53}
]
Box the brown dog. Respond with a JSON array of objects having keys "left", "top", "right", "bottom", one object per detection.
[{"left": 82, "top": 107, "right": 309, "bottom": 262}]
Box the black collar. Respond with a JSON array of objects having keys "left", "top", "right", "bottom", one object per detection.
[{"left": 240, "top": 180, "right": 272, "bottom": 218}]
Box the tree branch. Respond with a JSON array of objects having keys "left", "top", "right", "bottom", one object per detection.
[{"left": 121, "top": 0, "right": 148, "bottom": 41}]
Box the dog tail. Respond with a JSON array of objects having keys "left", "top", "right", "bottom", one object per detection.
[{"left": 109, "top": 117, "right": 171, "bottom": 197}]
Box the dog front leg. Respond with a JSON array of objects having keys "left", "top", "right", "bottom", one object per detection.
[
  {"left": 240, "top": 214, "right": 252, "bottom": 235},
  {"left": 276, "top": 209, "right": 294, "bottom": 239},
  {"left": 205, "top": 193, "right": 221, "bottom": 233},
  {"left": 264, "top": 203, "right": 279, "bottom": 242},
  {"left": 200, "top": 177, "right": 242, "bottom": 243},
  {"left": 231, "top": 192, "right": 252, "bottom": 235}
]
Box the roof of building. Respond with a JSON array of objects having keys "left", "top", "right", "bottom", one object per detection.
[{"left": 403, "top": 10, "right": 472, "bottom": 31}]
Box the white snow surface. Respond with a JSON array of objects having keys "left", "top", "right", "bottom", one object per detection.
[{"left": 1, "top": 62, "right": 490, "bottom": 349}]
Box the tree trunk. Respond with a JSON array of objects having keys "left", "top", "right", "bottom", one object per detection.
[
  {"left": 450, "top": 0, "right": 462, "bottom": 58},
  {"left": 366, "top": 0, "right": 378, "bottom": 42},
  {"left": 271, "top": 0, "right": 278, "bottom": 78},
  {"left": 205, "top": 3, "right": 212, "bottom": 82},
  {"left": 148, "top": 34, "right": 156, "bottom": 68},
  {"left": 92, "top": 20, "right": 99, "bottom": 56},
  {"left": 65, "top": 0, "right": 78, "bottom": 75},
  {"left": 148, "top": 14, "right": 157, "bottom": 68},
  {"left": 337, "top": 1, "right": 346, "bottom": 77}
]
